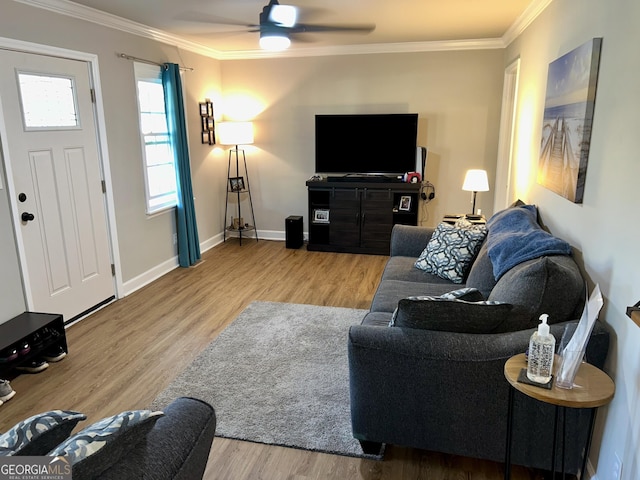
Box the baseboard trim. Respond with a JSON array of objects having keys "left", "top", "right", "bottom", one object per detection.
[{"left": 121, "top": 232, "right": 286, "bottom": 296}]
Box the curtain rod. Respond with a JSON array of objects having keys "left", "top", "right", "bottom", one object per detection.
[{"left": 117, "top": 52, "right": 193, "bottom": 72}]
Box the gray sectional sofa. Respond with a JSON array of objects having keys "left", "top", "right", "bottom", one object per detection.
[{"left": 348, "top": 204, "right": 610, "bottom": 475}]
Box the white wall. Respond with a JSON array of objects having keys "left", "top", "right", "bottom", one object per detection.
[
  {"left": 506, "top": 0, "right": 640, "bottom": 478},
  {"left": 219, "top": 50, "right": 505, "bottom": 233}
]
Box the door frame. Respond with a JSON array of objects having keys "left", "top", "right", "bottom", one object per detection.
[
  {"left": 0, "top": 36, "right": 123, "bottom": 307},
  {"left": 494, "top": 57, "right": 521, "bottom": 210}
]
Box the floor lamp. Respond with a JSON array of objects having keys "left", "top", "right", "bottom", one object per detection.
[{"left": 219, "top": 121, "right": 258, "bottom": 245}]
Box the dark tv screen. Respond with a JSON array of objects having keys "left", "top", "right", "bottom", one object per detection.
[{"left": 315, "top": 113, "right": 418, "bottom": 175}]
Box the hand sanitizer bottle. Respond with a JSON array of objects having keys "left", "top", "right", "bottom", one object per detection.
[{"left": 527, "top": 314, "right": 555, "bottom": 384}]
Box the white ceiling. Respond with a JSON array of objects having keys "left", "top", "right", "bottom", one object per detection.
[{"left": 22, "top": 0, "right": 551, "bottom": 58}]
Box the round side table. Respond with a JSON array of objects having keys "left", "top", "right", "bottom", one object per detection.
[{"left": 503, "top": 353, "right": 614, "bottom": 479}]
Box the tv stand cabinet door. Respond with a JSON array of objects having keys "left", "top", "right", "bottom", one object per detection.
[
  {"left": 329, "top": 189, "right": 361, "bottom": 248},
  {"left": 361, "top": 189, "right": 393, "bottom": 252}
]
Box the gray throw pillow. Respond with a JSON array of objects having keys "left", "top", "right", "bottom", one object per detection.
[{"left": 391, "top": 290, "right": 513, "bottom": 334}]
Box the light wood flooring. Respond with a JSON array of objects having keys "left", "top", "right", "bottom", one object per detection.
[{"left": 0, "top": 239, "right": 541, "bottom": 480}]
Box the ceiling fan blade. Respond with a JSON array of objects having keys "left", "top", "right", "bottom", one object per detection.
[
  {"left": 289, "top": 32, "right": 316, "bottom": 44},
  {"left": 175, "top": 11, "right": 258, "bottom": 29},
  {"left": 289, "top": 23, "right": 376, "bottom": 34}
]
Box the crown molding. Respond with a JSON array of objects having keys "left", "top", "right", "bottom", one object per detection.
[
  {"left": 502, "top": 0, "right": 554, "bottom": 46},
  {"left": 216, "top": 37, "right": 506, "bottom": 60},
  {"left": 14, "top": 0, "right": 551, "bottom": 61},
  {"left": 13, "top": 0, "right": 224, "bottom": 59}
]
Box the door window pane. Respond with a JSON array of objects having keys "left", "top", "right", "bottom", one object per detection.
[{"left": 17, "top": 73, "right": 79, "bottom": 129}]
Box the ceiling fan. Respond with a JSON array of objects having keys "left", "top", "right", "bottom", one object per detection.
[{"left": 194, "top": 0, "right": 376, "bottom": 51}]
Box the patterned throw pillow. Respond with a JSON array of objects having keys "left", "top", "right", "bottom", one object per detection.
[
  {"left": 415, "top": 222, "right": 487, "bottom": 283},
  {"left": 48, "top": 410, "right": 163, "bottom": 478},
  {"left": 0, "top": 410, "right": 86, "bottom": 456}
]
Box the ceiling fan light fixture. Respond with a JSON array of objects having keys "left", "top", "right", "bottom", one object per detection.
[
  {"left": 259, "top": 32, "right": 291, "bottom": 51},
  {"left": 269, "top": 4, "right": 297, "bottom": 27}
]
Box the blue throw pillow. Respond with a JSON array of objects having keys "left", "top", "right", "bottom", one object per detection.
[
  {"left": 0, "top": 410, "right": 86, "bottom": 456},
  {"left": 48, "top": 409, "right": 163, "bottom": 478}
]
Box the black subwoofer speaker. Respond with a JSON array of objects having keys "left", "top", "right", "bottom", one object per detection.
[{"left": 285, "top": 216, "right": 303, "bottom": 249}]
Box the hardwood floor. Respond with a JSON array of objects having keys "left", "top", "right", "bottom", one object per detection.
[{"left": 0, "top": 239, "right": 539, "bottom": 479}]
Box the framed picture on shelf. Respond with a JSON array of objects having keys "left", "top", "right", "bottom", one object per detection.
[
  {"left": 229, "top": 176, "right": 245, "bottom": 192},
  {"left": 313, "top": 209, "right": 330, "bottom": 224},
  {"left": 199, "top": 102, "right": 208, "bottom": 116},
  {"left": 206, "top": 101, "right": 214, "bottom": 117},
  {"left": 399, "top": 195, "right": 412, "bottom": 211},
  {"left": 201, "top": 131, "right": 210, "bottom": 144}
]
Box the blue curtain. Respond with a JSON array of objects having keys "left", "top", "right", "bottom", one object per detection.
[{"left": 162, "top": 63, "right": 201, "bottom": 267}]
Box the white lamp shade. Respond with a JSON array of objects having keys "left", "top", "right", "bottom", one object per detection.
[
  {"left": 462, "top": 169, "right": 489, "bottom": 192},
  {"left": 217, "top": 122, "right": 254, "bottom": 146}
]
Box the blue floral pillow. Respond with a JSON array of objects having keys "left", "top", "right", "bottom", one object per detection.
[
  {"left": 415, "top": 222, "right": 487, "bottom": 283},
  {"left": 0, "top": 410, "right": 86, "bottom": 456}
]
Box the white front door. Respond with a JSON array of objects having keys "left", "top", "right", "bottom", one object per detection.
[{"left": 0, "top": 49, "right": 114, "bottom": 322}]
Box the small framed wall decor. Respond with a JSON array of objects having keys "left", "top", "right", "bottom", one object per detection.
[{"left": 200, "top": 98, "right": 215, "bottom": 145}]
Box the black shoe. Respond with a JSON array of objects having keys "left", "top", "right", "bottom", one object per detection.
[
  {"left": 15, "top": 359, "right": 49, "bottom": 373},
  {"left": 18, "top": 341, "right": 30, "bottom": 356},
  {"left": 0, "top": 347, "right": 18, "bottom": 364},
  {"left": 30, "top": 331, "right": 45, "bottom": 349},
  {"left": 43, "top": 345, "right": 66, "bottom": 363}
]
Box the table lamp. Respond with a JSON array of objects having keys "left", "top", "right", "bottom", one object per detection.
[{"left": 462, "top": 169, "right": 489, "bottom": 217}]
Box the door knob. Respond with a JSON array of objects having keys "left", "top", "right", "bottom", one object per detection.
[{"left": 21, "top": 212, "right": 35, "bottom": 222}]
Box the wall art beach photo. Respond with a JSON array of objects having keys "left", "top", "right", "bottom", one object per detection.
[{"left": 538, "top": 38, "right": 602, "bottom": 203}]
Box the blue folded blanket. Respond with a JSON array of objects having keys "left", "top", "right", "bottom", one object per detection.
[{"left": 486, "top": 205, "right": 572, "bottom": 279}]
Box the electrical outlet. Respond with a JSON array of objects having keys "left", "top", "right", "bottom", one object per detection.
[
  {"left": 612, "top": 452, "right": 623, "bottom": 480},
  {"left": 172, "top": 233, "right": 177, "bottom": 245}
]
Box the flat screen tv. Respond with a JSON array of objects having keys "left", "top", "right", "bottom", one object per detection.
[{"left": 315, "top": 113, "right": 418, "bottom": 176}]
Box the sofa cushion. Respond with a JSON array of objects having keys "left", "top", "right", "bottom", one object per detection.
[
  {"left": 465, "top": 241, "right": 496, "bottom": 299},
  {"left": 488, "top": 255, "right": 585, "bottom": 330},
  {"left": 48, "top": 410, "right": 163, "bottom": 479},
  {"left": 415, "top": 222, "right": 487, "bottom": 283},
  {"left": 371, "top": 279, "right": 461, "bottom": 313},
  {"left": 0, "top": 410, "right": 86, "bottom": 456},
  {"left": 391, "top": 296, "right": 513, "bottom": 333},
  {"left": 381, "top": 256, "right": 437, "bottom": 283}
]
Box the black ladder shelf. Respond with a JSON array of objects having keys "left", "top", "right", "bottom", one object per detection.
[{"left": 223, "top": 145, "right": 258, "bottom": 245}]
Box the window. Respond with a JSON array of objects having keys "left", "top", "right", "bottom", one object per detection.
[
  {"left": 18, "top": 72, "right": 80, "bottom": 129},
  {"left": 134, "top": 62, "right": 177, "bottom": 214}
]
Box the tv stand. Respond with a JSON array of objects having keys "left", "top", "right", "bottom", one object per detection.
[{"left": 306, "top": 179, "right": 419, "bottom": 255}]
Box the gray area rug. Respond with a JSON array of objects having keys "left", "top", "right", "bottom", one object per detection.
[{"left": 151, "top": 301, "right": 382, "bottom": 459}]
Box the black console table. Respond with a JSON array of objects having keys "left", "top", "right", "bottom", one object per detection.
[
  {"left": 306, "top": 179, "right": 420, "bottom": 255},
  {"left": 0, "top": 312, "right": 67, "bottom": 378}
]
